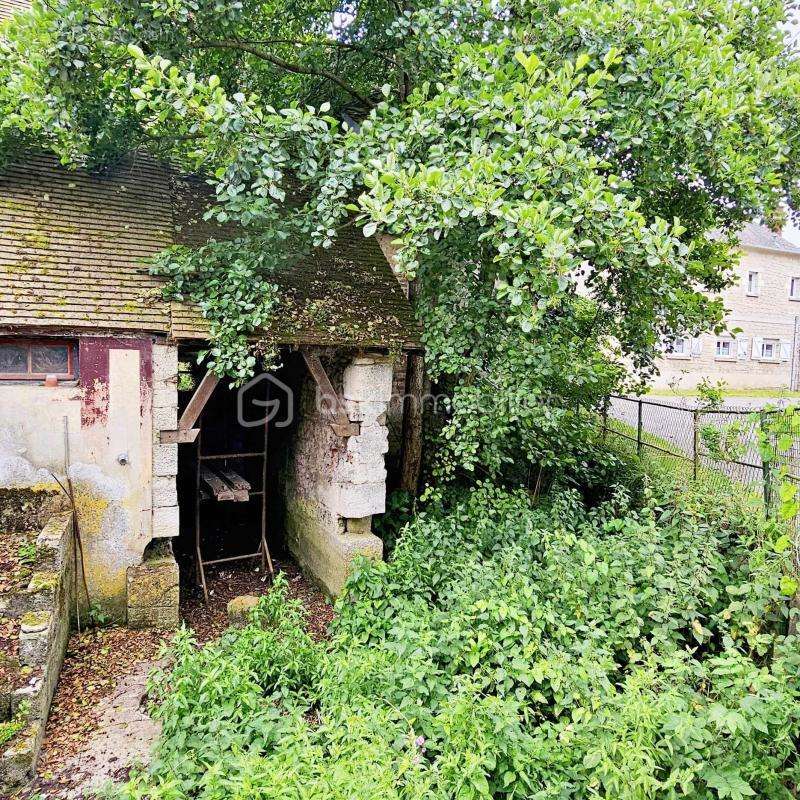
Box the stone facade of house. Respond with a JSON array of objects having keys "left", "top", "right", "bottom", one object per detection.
[{"left": 653, "top": 225, "right": 800, "bottom": 391}]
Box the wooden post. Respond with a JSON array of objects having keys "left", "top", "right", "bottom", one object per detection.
[{"left": 400, "top": 354, "right": 424, "bottom": 495}]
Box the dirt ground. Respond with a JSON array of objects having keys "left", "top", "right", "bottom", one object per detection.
[
  {"left": 0, "top": 527, "right": 40, "bottom": 693},
  {"left": 8, "top": 558, "right": 333, "bottom": 800}
]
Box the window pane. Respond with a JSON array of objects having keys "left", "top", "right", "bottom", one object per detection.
[
  {"left": 31, "top": 344, "right": 69, "bottom": 374},
  {"left": 0, "top": 344, "right": 27, "bottom": 373}
]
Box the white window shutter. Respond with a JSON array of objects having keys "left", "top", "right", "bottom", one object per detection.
[
  {"left": 752, "top": 337, "right": 763, "bottom": 359},
  {"left": 690, "top": 337, "right": 702, "bottom": 356},
  {"left": 780, "top": 340, "right": 792, "bottom": 361},
  {"left": 737, "top": 338, "right": 749, "bottom": 360}
]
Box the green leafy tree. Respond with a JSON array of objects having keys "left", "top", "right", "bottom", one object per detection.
[{"left": 2, "top": 0, "right": 800, "bottom": 479}]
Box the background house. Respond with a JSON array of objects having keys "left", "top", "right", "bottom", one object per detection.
[{"left": 653, "top": 223, "right": 800, "bottom": 391}]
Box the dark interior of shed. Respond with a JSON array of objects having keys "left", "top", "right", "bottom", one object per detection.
[{"left": 175, "top": 349, "right": 306, "bottom": 598}]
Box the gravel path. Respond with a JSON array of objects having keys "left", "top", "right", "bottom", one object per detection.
[{"left": 53, "top": 660, "right": 160, "bottom": 798}]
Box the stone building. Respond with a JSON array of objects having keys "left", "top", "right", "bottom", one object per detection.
[
  {"left": 0, "top": 152, "right": 420, "bottom": 624},
  {"left": 653, "top": 223, "right": 800, "bottom": 391}
]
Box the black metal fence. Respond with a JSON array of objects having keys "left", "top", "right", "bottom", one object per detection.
[{"left": 602, "top": 395, "right": 800, "bottom": 515}]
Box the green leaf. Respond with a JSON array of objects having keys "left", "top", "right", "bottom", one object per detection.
[
  {"left": 780, "top": 575, "right": 798, "bottom": 597},
  {"left": 704, "top": 768, "right": 755, "bottom": 800}
]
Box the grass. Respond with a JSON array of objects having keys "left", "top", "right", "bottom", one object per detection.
[{"left": 600, "top": 416, "right": 765, "bottom": 502}]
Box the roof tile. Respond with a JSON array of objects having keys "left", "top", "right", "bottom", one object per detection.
[{"left": 0, "top": 153, "right": 420, "bottom": 348}]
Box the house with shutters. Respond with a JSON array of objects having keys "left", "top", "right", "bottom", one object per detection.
[{"left": 653, "top": 223, "right": 800, "bottom": 391}]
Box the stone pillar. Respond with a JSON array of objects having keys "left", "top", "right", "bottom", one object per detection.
[
  {"left": 124, "top": 342, "right": 181, "bottom": 629},
  {"left": 284, "top": 353, "right": 393, "bottom": 596},
  {"left": 151, "top": 343, "right": 179, "bottom": 539},
  {"left": 126, "top": 542, "right": 180, "bottom": 629}
]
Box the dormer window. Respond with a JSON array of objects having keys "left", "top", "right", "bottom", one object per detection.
[
  {"left": 747, "top": 271, "right": 760, "bottom": 296},
  {"left": 0, "top": 339, "right": 77, "bottom": 381}
]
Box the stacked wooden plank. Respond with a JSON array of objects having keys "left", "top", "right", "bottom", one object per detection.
[{"left": 200, "top": 467, "right": 251, "bottom": 502}]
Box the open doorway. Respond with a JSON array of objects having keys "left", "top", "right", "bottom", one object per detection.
[{"left": 174, "top": 349, "right": 305, "bottom": 601}]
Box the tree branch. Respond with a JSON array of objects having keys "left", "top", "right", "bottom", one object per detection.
[
  {"left": 193, "top": 39, "right": 374, "bottom": 109},
  {"left": 221, "top": 37, "right": 402, "bottom": 69}
]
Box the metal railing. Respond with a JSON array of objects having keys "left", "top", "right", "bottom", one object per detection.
[{"left": 602, "top": 394, "right": 800, "bottom": 515}]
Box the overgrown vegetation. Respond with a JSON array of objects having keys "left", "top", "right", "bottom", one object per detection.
[
  {"left": 119, "top": 458, "right": 799, "bottom": 800},
  {"left": 0, "top": 702, "right": 28, "bottom": 747}
]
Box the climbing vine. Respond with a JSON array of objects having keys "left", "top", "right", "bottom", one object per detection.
[{"left": 150, "top": 236, "right": 288, "bottom": 381}]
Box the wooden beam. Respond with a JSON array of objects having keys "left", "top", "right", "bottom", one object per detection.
[
  {"left": 179, "top": 371, "right": 220, "bottom": 431},
  {"left": 200, "top": 467, "right": 235, "bottom": 501},
  {"left": 159, "top": 370, "right": 219, "bottom": 445},
  {"left": 220, "top": 468, "right": 250, "bottom": 502},
  {"left": 301, "top": 350, "right": 360, "bottom": 437},
  {"left": 160, "top": 428, "right": 200, "bottom": 444}
]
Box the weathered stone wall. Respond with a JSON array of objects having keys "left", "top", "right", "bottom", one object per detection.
[
  {"left": 126, "top": 540, "right": 179, "bottom": 629},
  {"left": 0, "top": 336, "right": 181, "bottom": 619},
  {"left": 0, "top": 510, "right": 74, "bottom": 792},
  {"left": 284, "top": 353, "right": 392, "bottom": 596}
]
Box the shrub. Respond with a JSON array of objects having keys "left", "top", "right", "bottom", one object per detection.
[{"left": 120, "top": 476, "right": 800, "bottom": 800}]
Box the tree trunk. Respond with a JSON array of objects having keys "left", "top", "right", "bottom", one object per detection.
[
  {"left": 400, "top": 350, "right": 424, "bottom": 495},
  {"left": 400, "top": 277, "right": 424, "bottom": 495}
]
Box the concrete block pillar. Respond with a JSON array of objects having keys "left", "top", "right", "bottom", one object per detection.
[
  {"left": 150, "top": 344, "right": 179, "bottom": 539},
  {"left": 123, "top": 342, "right": 181, "bottom": 628},
  {"left": 126, "top": 542, "right": 180, "bottom": 629},
  {"left": 285, "top": 352, "right": 394, "bottom": 597}
]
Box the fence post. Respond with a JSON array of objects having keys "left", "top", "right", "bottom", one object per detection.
[
  {"left": 760, "top": 411, "right": 773, "bottom": 518},
  {"left": 692, "top": 408, "right": 699, "bottom": 481},
  {"left": 636, "top": 399, "right": 643, "bottom": 456},
  {"left": 602, "top": 397, "right": 609, "bottom": 440}
]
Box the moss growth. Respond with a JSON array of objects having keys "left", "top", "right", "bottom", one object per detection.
[
  {"left": 73, "top": 492, "right": 109, "bottom": 535},
  {"left": 0, "top": 717, "right": 24, "bottom": 747},
  {"left": 0, "top": 198, "right": 25, "bottom": 213},
  {"left": 20, "top": 611, "right": 49, "bottom": 630},
  {"left": 27, "top": 572, "right": 58, "bottom": 594},
  {"left": 17, "top": 229, "right": 50, "bottom": 250},
  {"left": 0, "top": 488, "right": 59, "bottom": 533}
]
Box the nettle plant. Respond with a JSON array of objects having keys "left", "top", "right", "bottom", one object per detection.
[{"left": 2, "top": 0, "right": 800, "bottom": 476}]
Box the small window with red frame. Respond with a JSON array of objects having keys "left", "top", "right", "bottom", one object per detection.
[{"left": 0, "top": 339, "right": 77, "bottom": 380}]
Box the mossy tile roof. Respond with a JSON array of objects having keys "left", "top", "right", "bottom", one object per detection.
[{"left": 0, "top": 154, "right": 420, "bottom": 348}]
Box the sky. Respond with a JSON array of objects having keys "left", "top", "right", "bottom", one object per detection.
[{"left": 785, "top": 221, "right": 800, "bottom": 246}]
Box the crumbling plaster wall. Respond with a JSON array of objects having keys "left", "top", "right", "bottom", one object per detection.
[
  {"left": 0, "top": 337, "right": 161, "bottom": 617},
  {"left": 285, "top": 352, "right": 393, "bottom": 597}
]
